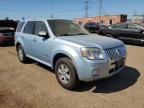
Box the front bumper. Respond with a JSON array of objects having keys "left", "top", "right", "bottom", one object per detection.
[{"left": 77, "top": 57, "right": 126, "bottom": 82}]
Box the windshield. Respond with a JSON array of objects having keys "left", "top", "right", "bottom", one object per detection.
[
  {"left": 138, "top": 23, "right": 144, "bottom": 28},
  {"left": 48, "top": 20, "right": 89, "bottom": 37}
]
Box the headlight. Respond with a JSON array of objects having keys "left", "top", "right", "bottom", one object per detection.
[{"left": 81, "top": 47, "right": 104, "bottom": 60}]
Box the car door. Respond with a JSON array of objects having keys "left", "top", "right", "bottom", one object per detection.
[
  {"left": 126, "top": 23, "right": 144, "bottom": 41},
  {"left": 22, "top": 21, "right": 35, "bottom": 55},
  {"left": 32, "top": 21, "right": 53, "bottom": 64},
  {"left": 110, "top": 23, "right": 127, "bottom": 39}
]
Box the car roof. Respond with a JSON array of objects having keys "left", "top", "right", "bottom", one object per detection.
[{"left": 111, "top": 22, "right": 144, "bottom": 25}]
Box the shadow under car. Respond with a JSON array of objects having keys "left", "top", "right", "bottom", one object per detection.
[{"left": 74, "top": 66, "right": 140, "bottom": 93}]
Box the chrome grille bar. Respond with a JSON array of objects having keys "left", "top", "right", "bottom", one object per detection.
[{"left": 105, "top": 46, "right": 123, "bottom": 60}]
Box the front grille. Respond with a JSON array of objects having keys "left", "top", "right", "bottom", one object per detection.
[
  {"left": 105, "top": 45, "right": 124, "bottom": 60},
  {"left": 105, "top": 46, "right": 125, "bottom": 74}
]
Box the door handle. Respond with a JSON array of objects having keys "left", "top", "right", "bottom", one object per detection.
[{"left": 33, "top": 38, "right": 37, "bottom": 42}]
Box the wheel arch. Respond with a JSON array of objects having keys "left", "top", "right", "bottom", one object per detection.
[
  {"left": 51, "top": 47, "right": 82, "bottom": 80},
  {"left": 16, "top": 42, "right": 21, "bottom": 50},
  {"left": 105, "top": 33, "right": 114, "bottom": 37},
  {"left": 53, "top": 53, "right": 71, "bottom": 70},
  {"left": 15, "top": 40, "right": 26, "bottom": 52}
]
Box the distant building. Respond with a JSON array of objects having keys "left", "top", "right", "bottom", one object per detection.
[
  {"left": 131, "top": 15, "right": 144, "bottom": 23},
  {"left": 74, "top": 14, "right": 127, "bottom": 26}
]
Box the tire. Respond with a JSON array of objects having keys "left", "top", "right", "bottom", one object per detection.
[
  {"left": 17, "top": 45, "right": 29, "bottom": 63},
  {"left": 55, "top": 57, "right": 79, "bottom": 90},
  {"left": 106, "top": 34, "right": 113, "bottom": 38},
  {"left": 98, "top": 31, "right": 104, "bottom": 36}
]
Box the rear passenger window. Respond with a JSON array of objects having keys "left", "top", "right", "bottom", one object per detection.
[
  {"left": 34, "top": 21, "right": 48, "bottom": 35},
  {"left": 23, "top": 21, "right": 35, "bottom": 34},
  {"left": 16, "top": 22, "right": 25, "bottom": 32}
]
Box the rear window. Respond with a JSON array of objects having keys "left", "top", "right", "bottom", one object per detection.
[
  {"left": 0, "top": 27, "right": 15, "bottom": 36},
  {"left": 16, "top": 22, "right": 25, "bottom": 32}
]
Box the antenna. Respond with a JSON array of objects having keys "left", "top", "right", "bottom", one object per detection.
[{"left": 84, "top": 0, "right": 89, "bottom": 18}]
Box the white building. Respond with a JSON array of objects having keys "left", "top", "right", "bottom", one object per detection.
[{"left": 131, "top": 15, "right": 144, "bottom": 23}]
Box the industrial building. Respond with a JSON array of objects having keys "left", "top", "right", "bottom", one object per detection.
[{"left": 74, "top": 14, "right": 127, "bottom": 26}]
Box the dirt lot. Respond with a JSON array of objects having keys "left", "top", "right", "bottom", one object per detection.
[{"left": 0, "top": 45, "right": 144, "bottom": 108}]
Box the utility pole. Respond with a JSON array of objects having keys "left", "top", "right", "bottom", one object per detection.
[
  {"left": 99, "top": 0, "right": 102, "bottom": 16},
  {"left": 98, "top": 0, "right": 102, "bottom": 21},
  {"left": 84, "top": 0, "right": 89, "bottom": 18},
  {"left": 50, "top": 0, "right": 54, "bottom": 19}
]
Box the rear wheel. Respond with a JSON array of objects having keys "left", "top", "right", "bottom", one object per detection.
[
  {"left": 55, "top": 57, "right": 79, "bottom": 90},
  {"left": 17, "top": 45, "right": 29, "bottom": 63}
]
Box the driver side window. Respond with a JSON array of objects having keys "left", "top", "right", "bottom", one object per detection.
[
  {"left": 34, "top": 21, "right": 48, "bottom": 36},
  {"left": 111, "top": 24, "right": 127, "bottom": 29}
]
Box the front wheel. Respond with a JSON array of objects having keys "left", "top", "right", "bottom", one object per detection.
[{"left": 55, "top": 58, "right": 79, "bottom": 90}]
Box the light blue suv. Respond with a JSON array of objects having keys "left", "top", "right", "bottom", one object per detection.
[{"left": 15, "top": 19, "right": 127, "bottom": 89}]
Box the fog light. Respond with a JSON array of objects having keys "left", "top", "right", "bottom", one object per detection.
[{"left": 92, "top": 69, "right": 99, "bottom": 76}]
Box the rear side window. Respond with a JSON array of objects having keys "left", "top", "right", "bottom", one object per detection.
[
  {"left": 16, "top": 22, "right": 25, "bottom": 32},
  {"left": 23, "top": 21, "right": 35, "bottom": 34}
]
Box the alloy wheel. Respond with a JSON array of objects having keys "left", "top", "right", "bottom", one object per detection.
[{"left": 57, "top": 64, "right": 70, "bottom": 84}]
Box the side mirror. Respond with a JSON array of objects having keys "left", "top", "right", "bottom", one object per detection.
[
  {"left": 38, "top": 31, "right": 49, "bottom": 38},
  {"left": 140, "top": 29, "right": 144, "bottom": 34},
  {"left": 109, "top": 26, "right": 112, "bottom": 29}
]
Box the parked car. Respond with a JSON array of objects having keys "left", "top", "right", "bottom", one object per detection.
[
  {"left": 0, "top": 20, "right": 17, "bottom": 45},
  {"left": 84, "top": 22, "right": 107, "bottom": 33},
  {"left": 98, "top": 22, "right": 144, "bottom": 45},
  {"left": 15, "top": 19, "right": 127, "bottom": 90}
]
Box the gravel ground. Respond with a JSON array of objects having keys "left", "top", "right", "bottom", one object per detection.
[{"left": 0, "top": 45, "right": 144, "bottom": 108}]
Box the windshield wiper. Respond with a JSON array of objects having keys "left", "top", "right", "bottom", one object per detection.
[
  {"left": 58, "top": 33, "right": 74, "bottom": 36},
  {"left": 74, "top": 33, "right": 87, "bottom": 35},
  {"left": 58, "top": 33, "right": 88, "bottom": 36}
]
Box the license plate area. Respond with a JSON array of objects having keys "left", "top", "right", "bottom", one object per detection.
[
  {"left": 109, "top": 58, "right": 125, "bottom": 74},
  {"left": 115, "top": 59, "right": 125, "bottom": 69}
]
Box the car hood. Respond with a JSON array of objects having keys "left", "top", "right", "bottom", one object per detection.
[{"left": 58, "top": 34, "right": 124, "bottom": 49}]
